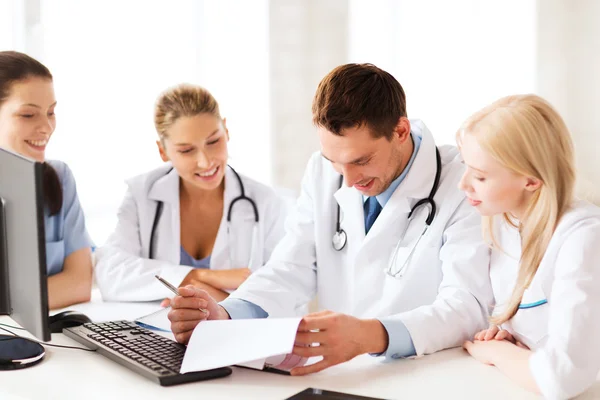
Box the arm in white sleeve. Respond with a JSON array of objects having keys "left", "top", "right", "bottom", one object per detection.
[
  {"left": 227, "top": 156, "right": 319, "bottom": 317},
  {"left": 529, "top": 218, "right": 600, "bottom": 400},
  {"left": 386, "top": 199, "right": 493, "bottom": 355},
  {"left": 94, "top": 188, "right": 193, "bottom": 301}
]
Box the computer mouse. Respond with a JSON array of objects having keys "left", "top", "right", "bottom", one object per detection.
[{"left": 48, "top": 310, "right": 92, "bottom": 333}]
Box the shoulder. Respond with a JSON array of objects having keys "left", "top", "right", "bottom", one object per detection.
[
  {"left": 555, "top": 200, "right": 600, "bottom": 237},
  {"left": 125, "top": 163, "right": 174, "bottom": 193},
  {"left": 234, "top": 171, "right": 287, "bottom": 208},
  {"left": 46, "top": 159, "right": 76, "bottom": 189}
]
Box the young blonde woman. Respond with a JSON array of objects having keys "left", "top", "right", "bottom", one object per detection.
[
  {"left": 0, "top": 51, "right": 93, "bottom": 309},
  {"left": 95, "top": 84, "right": 288, "bottom": 304},
  {"left": 458, "top": 94, "right": 600, "bottom": 399}
]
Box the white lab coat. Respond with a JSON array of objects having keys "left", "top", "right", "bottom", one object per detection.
[
  {"left": 229, "top": 120, "right": 493, "bottom": 355},
  {"left": 95, "top": 165, "right": 288, "bottom": 301},
  {"left": 490, "top": 200, "right": 600, "bottom": 400}
]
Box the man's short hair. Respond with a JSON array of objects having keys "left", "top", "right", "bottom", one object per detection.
[{"left": 312, "top": 63, "right": 407, "bottom": 141}]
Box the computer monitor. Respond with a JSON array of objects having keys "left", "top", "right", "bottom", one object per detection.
[{"left": 0, "top": 147, "right": 51, "bottom": 341}]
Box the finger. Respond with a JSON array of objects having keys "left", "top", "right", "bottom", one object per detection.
[
  {"left": 516, "top": 341, "right": 529, "bottom": 350},
  {"left": 292, "top": 344, "right": 326, "bottom": 358},
  {"left": 474, "top": 330, "right": 485, "bottom": 341},
  {"left": 297, "top": 313, "right": 336, "bottom": 332},
  {"left": 462, "top": 340, "right": 473, "bottom": 352},
  {"left": 294, "top": 331, "right": 327, "bottom": 346},
  {"left": 484, "top": 326, "right": 499, "bottom": 341},
  {"left": 495, "top": 330, "right": 509, "bottom": 341},
  {"left": 170, "top": 320, "right": 201, "bottom": 335},
  {"left": 177, "top": 286, "right": 209, "bottom": 298},
  {"left": 290, "top": 359, "right": 332, "bottom": 376},
  {"left": 168, "top": 308, "right": 208, "bottom": 323},
  {"left": 171, "top": 296, "right": 208, "bottom": 310},
  {"left": 174, "top": 331, "right": 192, "bottom": 345},
  {"left": 160, "top": 298, "right": 171, "bottom": 308}
]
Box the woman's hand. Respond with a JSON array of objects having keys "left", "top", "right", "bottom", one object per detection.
[
  {"left": 185, "top": 268, "right": 252, "bottom": 290},
  {"left": 473, "top": 325, "right": 516, "bottom": 343}
]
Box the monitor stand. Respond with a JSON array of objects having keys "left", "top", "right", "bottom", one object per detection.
[{"left": 0, "top": 197, "right": 10, "bottom": 315}]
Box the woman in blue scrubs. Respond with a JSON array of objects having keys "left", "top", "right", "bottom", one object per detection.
[{"left": 0, "top": 51, "right": 93, "bottom": 309}]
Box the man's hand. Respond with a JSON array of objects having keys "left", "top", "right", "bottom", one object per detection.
[
  {"left": 289, "top": 310, "right": 388, "bottom": 376},
  {"left": 167, "top": 285, "right": 230, "bottom": 344},
  {"left": 180, "top": 268, "right": 252, "bottom": 290}
]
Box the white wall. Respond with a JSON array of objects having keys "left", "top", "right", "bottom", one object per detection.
[{"left": 536, "top": 0, "right": 600, "bottom": 204}]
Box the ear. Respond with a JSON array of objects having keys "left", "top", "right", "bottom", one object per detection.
[
  {"left": 524, "top": 176, "right": 542, "bottom": 192},
  {"left": 222, "top": 117, "right": 230, "bottom": 141},
  {"left": 156, "top": 140, "right": 169, "bottom": 162},
  {"left": 392, "top": 117, "right": 411, "bottom": 144}
]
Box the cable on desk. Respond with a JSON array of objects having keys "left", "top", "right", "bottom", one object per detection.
[{"left": 0, "top": 325, "right": 96, "bottom": 352}]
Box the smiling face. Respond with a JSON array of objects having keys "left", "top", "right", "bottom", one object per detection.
[
  {"left": 0, "top": 77, "right": 57, "bottom": 162},
  {"left": 319, "top": 119, "right": 411, "bottom": 197},
  {"left": 458, "top": 133, "right": 537, "bottom": 218},
  {"left": 158, "top": 113, "right": 229, "bottom": 192}
]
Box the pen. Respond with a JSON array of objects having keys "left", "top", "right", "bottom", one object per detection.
[{"left": 154, "top": 275, "right": 209, "bottom": 314}]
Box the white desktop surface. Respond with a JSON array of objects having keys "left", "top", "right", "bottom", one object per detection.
[{"left": 1, "top": 295, "right": 599, "bottom": 400}]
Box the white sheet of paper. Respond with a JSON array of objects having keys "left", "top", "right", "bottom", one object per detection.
[
  {"left": 180, "top": 318, "right": 302, "bottom": 373},
  {"left": 134, "top": 307, "right": 171, "bottom": 332}
]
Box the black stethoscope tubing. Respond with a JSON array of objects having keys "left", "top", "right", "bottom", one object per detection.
[
  {"left": 148, "top": 165, "right": 258, "bottom": 259},
  {"left": 332, "top": 147, "right": 442, "bottom": 251}
]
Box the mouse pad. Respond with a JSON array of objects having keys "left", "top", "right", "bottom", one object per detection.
[{"left": 0, "top": 335, "right": 45, "bottom": 370}]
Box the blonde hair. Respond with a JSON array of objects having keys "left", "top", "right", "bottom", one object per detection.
[
  {"left": 154, "top": 83, "right": 221, "bottom": 140},
  {"left": 457, "top": 94, "right": 575, "bottom": 325}
]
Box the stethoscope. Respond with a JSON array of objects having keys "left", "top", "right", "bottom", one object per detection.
[
  {"left": 148, "top": 165, "right": 260, "bottom": 269},
  {"left": 332, "top": 148, "right": 442, "bottom": 279}
]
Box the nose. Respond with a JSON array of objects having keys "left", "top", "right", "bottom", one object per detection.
[
  {"left": 195, "top": 150, "right": 211, "bottom": 169},
  {"left": 341, "top": 165, "right": 359, "bottom": 187},
  {"left": 37, "top": 116, "right": 54, "bottom": 135}
]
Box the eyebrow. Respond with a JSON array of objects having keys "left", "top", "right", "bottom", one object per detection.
[
  {"left": 21, "top": 101, "right": 57, "bottom": 109},
  {"left": 174, "top": 129, "right": 221, "bottom": 146},
  {"left": 321, "top": 152, "right": 373, "bottom": 165},
  {"left": 466, "top": 163, "right": 487, "bottom": 173}
]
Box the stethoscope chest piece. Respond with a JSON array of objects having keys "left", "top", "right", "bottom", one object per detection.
[{"left": 332, "top": 229, "right": 347, "bottom": 251}]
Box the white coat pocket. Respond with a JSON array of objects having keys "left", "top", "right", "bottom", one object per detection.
[{"left": 505, "top": 283, "right": 549, "bottom": 349}]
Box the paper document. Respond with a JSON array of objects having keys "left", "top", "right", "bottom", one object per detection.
[
  {"left": 134, "top": 307, "right": 171, "bottom": 332},
  {"left": 180, "top": 318, "right": 303, "bottom": 373}
]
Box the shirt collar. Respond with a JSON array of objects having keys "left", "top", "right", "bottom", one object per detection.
[{"left": 363, "top": 131, "right": 422, "bottom": 208}]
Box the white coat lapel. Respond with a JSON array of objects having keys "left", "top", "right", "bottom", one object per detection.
[
  {"left": 361, "top": 122, "right": 437, "bottom": 249},
  {"left": 147, "top": 166, "right": 181, "bottom": 264},
  {"left": 333, "top": 183, "right": 365, "bottom": 253}
]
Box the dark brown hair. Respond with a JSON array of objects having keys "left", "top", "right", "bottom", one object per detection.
[
  {"left": 0, "top": 51, "right": 62, "bottom": 215},
  {"left": 312, "top": 63, "right": 407, "bottom": 140}
]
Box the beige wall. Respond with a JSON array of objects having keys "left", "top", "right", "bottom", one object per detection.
[
  {"left": 537, "top": 0, "right": 600, "bottom": 205},
  {"left": 269, "top": 0, "right": 348, "bottom": 192}
]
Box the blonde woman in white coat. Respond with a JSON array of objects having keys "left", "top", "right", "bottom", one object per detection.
[
  {"left": 95, "top": 84, "right": 288, "bottom": 304},
  {"left": 459, "top": 94, "right": 600, "bottom": 399}
]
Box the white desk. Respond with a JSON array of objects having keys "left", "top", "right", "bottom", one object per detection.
[{"left": 1, "top": 299, "right": 599, "bottom": 400}]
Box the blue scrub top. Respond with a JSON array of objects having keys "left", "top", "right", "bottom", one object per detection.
[
  {"left": 180, "top": 246, "right": 211, "bottom": 269},
  {"left": 44, "top": 160, "right": 93, "bottom": 276}
]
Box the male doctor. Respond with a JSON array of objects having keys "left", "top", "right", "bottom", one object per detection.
[{"left": 168, "top": 63, "right": 492, "bottom": 375}]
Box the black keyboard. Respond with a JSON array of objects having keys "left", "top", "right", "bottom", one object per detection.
[{"left": 63, "top": 320, "right": 231, "bottom": 386}]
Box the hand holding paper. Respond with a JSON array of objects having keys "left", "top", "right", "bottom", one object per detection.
[
  {"left": 180, "top": 318, "right": 304, "bottom": 374},
  {"left": 290, "top": 310, "right": 389, "bottom": 376}
]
